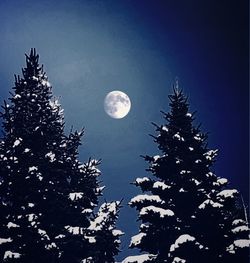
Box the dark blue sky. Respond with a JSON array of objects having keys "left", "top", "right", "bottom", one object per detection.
[{"left": 0, "top": 0, "right": 248, "bottom": 260}]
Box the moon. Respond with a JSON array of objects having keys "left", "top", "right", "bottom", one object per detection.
[{"left": 104, "top": 91, "right": 131, "bottom": 119}]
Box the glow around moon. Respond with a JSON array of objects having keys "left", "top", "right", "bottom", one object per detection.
[{"left": 104, "top": 91, "right": 131, "bottom": 119}]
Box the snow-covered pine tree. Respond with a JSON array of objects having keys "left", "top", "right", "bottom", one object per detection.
[
  {"left": 85, "top": 201, "right": 123, "bottom": 263},
  {"left": 124, "top": 87, "right": 249, "bottom": 263},
  {"left": 0, "top": 49, "right": 123, "bottom": 263}
]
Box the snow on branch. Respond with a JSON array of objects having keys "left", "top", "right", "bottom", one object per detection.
[
  {"left": 231, "top": 225, "right": 249, "bottom": 234},
  {"left": 135, "top": 177, "right": 150, "bottom": 185},
  {"left": 37, "top": 229, "right": 50, "bottom": 241},
  {"left": 173, "top": 257, "right": 186, "bottom": 263},
  {"left": 232, "top": 219, "right": 247, "bottom": 226},
  {"left": 88, "top": 201, "right": 121, "bottom": 231},
  {"left": 4, "top": 251, "right": 21, "bottom": 259},
  {"left": 65, "top": 226, "right": 84, "bottom": 235},
  {"left": 170, "top": 234, "right": 204, "bottom": 252},
  {"left": 112, "top": 229, "right": 124, "bottom": 236},
  {"left": 133, "top": 177, "right": 153, "bottom": 192},
  {"left": 13, "top": 138, "right": 22, "bottom": 147},
  {"left": 194, "top": 134, "right": 203, "bottom": 142},
  {"left": 7, "top": 222, "right": 19, "bottom": 228},
  {"left": 28, "top": 166, "right": 38, "bottom": 173},
  {"left": 173, "top": 133, "right": 185, "bottom": 142},
  {"left": 217, "top": 189, "right": 238, "bottom": 199},
  {"left": 140, "top": 205, "right": 174, "bottom": 218},
  {"left": 122, "top": 254, "right": 156, "bottom": 263},
  {"left": 130, "top": 232, "right": 146, "bottom": 247},
  {"left": 213, "top": 178, "right": 228, "bottom": 187},
  {"left": 79, "top": 159, "right": 101, "bottom": 177},
  {"left": 198, "top": 199, "right": 223, "bottom": 210},
  {"left": 129, "top": 194, "right": 165, "bottom": 207},
  {"left": 226, "top": 239, "right": 250, "bottom": 254},
  {"left": 153, "top": 181, "right": 171, "bottom": 190},
  {"left": 0, "top": 237, "right": 12, "bottom": 245},
  {"left": 49, "top": 99, "right": 61, "bottom": 112},
  {"left": 203, "top": 149, "right": 218, "bottom": 161},
  {"left": 68, "top": 192, "right": 84, "bottom": 201},
  {"left": 45, "top": 151, "right": 56, "bottom": 162}
]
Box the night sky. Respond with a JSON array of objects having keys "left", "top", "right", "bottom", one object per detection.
[{"left": 0, "top": 0, "right": 248, "bottom": 260}]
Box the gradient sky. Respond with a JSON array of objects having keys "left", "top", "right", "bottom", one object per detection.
[{"left": 0, "top": 0, "right": 248, "bottom": 260}]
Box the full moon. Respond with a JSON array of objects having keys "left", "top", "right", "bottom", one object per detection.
[{"left": 104, "top": 91, "right": 131, "bottom": 119}]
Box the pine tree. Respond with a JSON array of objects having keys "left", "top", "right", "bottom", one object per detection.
[
  {"left": 125, "top": 87, "right": 249, "bottom": 263},
  {"left": 0, "top": 49, "right": 123, "bottom": 263},
  {"left": 85, "top": 201, "right": 123, "bottom": 263}
]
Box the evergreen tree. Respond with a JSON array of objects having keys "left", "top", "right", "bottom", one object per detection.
[
  {"left": 85, "top": 201, "right": 123, "bottom": 263},
  {"left": 0, "top": 49, "right": 123, "bottom": 263},
  {"left": 124, "top": 87, "right": 249, "bottom": 263}
]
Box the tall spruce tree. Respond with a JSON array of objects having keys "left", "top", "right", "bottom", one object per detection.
[
  {"left": 0, "top": 49, "right": 123, "bottom": 263},
  {"left": 124, "top": 87, "right": 249, "bottom": 263}
]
